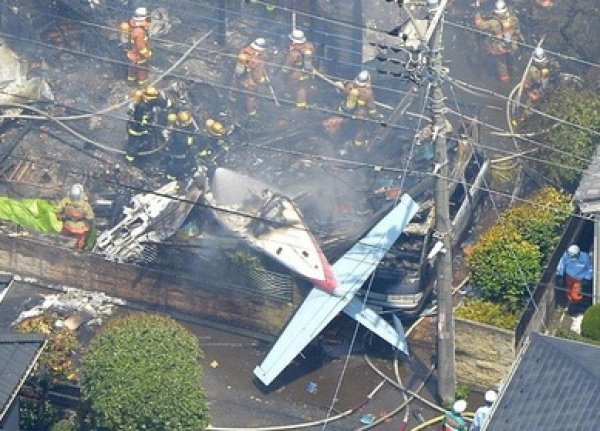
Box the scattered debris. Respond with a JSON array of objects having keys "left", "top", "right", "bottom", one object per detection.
[
  {"left": 0, "top": 39, "right": 54, "bottom": 126},
  {"left": 12, "top": 286, "right": 125, "bottom": 328},
  {"left": 305, "top": 381, "right": 318, "bottom": 394},
  {"left": 360, "top": 414, "right": 376, "bottom": 425}
]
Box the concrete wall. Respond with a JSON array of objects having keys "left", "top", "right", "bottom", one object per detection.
[
  {"left": 0, "top": 232, "right": 298, "bottom": 340},
  {"left": 455, "top": 318, "right": 514, "bottom": 389}
]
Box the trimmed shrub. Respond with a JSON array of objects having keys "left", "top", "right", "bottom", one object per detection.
[
  {"left": 82, "top": 313, "right": 209, "bottom": 431},
  {"left": 466, "top": 224, "right": 542, "bottom": 310},
  {"left": 456, "top": 299, "right": 520, "bottom": 330},
  {"left": 581, "top": 304, "right": 600, "bottom": 341},
  {"left": 502, "top": 187, "right": 572, "bottom": 257}
]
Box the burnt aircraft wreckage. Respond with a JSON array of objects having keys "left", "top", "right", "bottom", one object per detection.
[
  {"left": 0, "top": 39, "right": 53, "bottom": 126},
  {"left": 205, "top": 168, "right": 337, "bottom": 293},
  {"left": 95, "top": 167, "right": 337, "bottom": 292}
]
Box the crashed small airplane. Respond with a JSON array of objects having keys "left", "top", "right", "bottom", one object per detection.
[
  {"left": 0, "top": 39, "right": 53, "bottom": 126},
  {"left": 254, "top": 194, "right": 418, "bottom": 386},
  {"left": 94, "top": 169, "right": 207, "bottom": 263},
  {"left": 204, "top": 168, "right": 337, "bottom": 293}
]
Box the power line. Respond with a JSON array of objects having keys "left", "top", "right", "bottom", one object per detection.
[
  {"left": 0, "top": 22, "right": 592, "bottom": 173},
  {"left": 443, "top": 18, "right": 600, "bottom": 70},
  {"left": 3, "top": 2, "right": 596, "bottom": 150},
  {"left": 0, "top": 8, "right": 596, "bottom": 208},
  {"left": 447, "top": 81, "right": 548, "bottom": 332},
  {"left": 446, "top": 77, "right": 599, "bottom": 137}
]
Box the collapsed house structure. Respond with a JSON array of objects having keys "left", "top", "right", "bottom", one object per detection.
[{"left": 0, "top": 1, "right": 489, "bottom": 338}]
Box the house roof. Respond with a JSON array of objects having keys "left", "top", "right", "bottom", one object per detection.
[
  {"left": 574, "top": 152, "right": 600, "bottom": 214},
  {"left": 0, "top": 333, "right": 46, "bottom": 422},
  {"left": 486, "top": 332, "right": 600, "bottom": 431}
]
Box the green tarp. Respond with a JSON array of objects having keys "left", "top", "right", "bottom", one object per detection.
[{"left": 0, "top": 197, "right": 63, "bottom": 233}]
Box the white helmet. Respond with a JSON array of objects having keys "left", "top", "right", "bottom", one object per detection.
[
  {"left": 69, "top": 184, "right": 84, "bottom": 201},
  {"left": 485, "top": 390, "right": 498, "bottom": 403},
  {"left": 567, "top": 244, "right": 580, "bottom": 257},
  {"left": 289, "top": 29, "right": 307, "bottom": 44},
  {"left": 453, "top": 399, "right": 467, "bottom": 413},
  {"left": 251, "top": 37, "right": 267, "bottom": 52},
  {"left": 134, "top": 7, "right": 148, "bottom": 18},
  {"left": 355, "top": 70, "right": 370, "bottom": 86},
  {"left": 533, "top": 47, "right": 547, "bottom": 64},
  {"left": 494, "top": 0, "right": 508, "bottom": 15}
]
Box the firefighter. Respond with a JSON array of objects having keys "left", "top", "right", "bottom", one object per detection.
[
  {"left": 165, "top": 111, "right": 197, "bottom": 181},
  {"left": 125, "top": 86, "right": 171, "bottom": 165},
  {"left": 123, "top": 7, "right": 152, "bottom": 86},
  {"left": 442, "top": 400, "right": 468, "bottom": 431},
  {"left": 339, "top": 70, "right": 380, "bottom": 148},
  {"left": 231, "top": 38, "right": 268, "bottom": 118},
  {"left": 474, "top": 1, "right": 524, "bottom": 82},
  {"left": 523, "top": 47, "right": 559, "bottom": 104},
  {"left": 282, "top": 29, "right": 315, "bottom": 109},
  {"left": 56, "top": 184, "right": 95, "bottom": 250},
  {"left": 556, "top": 244, "right": 592, "bottom": 304},
  {"left": 125, "top": 88, "right": 152, "bottom": 164},
  {"left": 199, "top": 118, "right": 229, "bottom": 170}
]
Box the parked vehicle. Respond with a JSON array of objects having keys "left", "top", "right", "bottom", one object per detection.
[{"left": 359, "top": 148, "right": 490, "bottom": 317}]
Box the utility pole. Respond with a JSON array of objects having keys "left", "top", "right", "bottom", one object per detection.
[{"left": 426, "top": 0, "right": 455, "bottom": 405}]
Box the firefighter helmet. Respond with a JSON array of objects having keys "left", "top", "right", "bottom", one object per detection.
[
  {"left": 355, "top": 70, "right": 371, "bottom": 86},
  {"left": 205, "top": 119, "right": 225, "bottom": 136},
  {"left": 177, "top": 111, "right": 193, "bottom": 125},
  {"left": 533, "top": 47, "right": 547, "bottom": 64},
  {"left": 143, "top": 85, "right": 159, "bottom": 100},
  {"left": 250, "top": 37, "right": 267, "bottom": 52},
  {"left": 485, "top": 390, "right": 498, "bottom": 403},
  {"left": 453, "top": 400, "right": 467, "bottom": 414},
  {"left": 567, "top": 244, "right": 580, "bottom": 257},
  {"left": 494, "top": 0, "right": 508, "bottom": 16},
  {"left": 135, "top": 7, "right": 148, "bottom": 19},
  {"left": 68, "top": 184, "right": 84, "bottom": 201},
  {"left": 131, "top": 89, "right": 144, "bottom": 103},
  {"left": 289, "top": 29, "right": 307, "bottom": 44},
  {"left": 167, "top": 113, "right": 177, "bottom": 125}
]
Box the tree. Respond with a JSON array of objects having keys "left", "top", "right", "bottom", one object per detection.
[
  {"left": 529, "top": 86, "right": 600, "bottom": 190},
  {"left": 82, "top": 313, "right": 209, "bottom": 431}
]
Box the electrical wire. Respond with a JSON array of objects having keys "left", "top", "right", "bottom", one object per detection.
[
  {"left": 0, "top": 3, "right": 592, "bottom": 270},
  {"left": 446, "top": 76, "right": 599, "bottom": 137},
  {"left": 443, "top": 18, "right": 600, "bottom": 70},
  {"left": 0, "top": 4, "right": 592, "bottom": 160},
  {"left": 0, "top": 1, "right": 416, "bottom": 103},
  {"left": 1, "top": 8, "right": 595, "bottom": 172},
  {"left": 447, "top": 80, "right": 547, "bottom": 332}
]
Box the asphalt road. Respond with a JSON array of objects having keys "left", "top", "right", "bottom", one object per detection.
[{"left": 0, "top": 279, "right": 456, "bottom": 431}]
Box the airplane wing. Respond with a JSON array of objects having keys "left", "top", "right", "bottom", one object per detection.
[{"left": 254, "top": 194, "right": 419, "bottom": 386}]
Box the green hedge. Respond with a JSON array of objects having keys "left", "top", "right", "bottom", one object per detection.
[
  {"left": 581, "top": 304, "right": 600, "bottom": 341},
  {"left": 82, "top": 313, "right": 209, "bottom": 431},
  {"left": 501, "top": 187, "right": 572, "bottom": 258},
  {"left": 466, "top": 224, "right": 541, "bottom": 310},
  {"left": 456, "top": 299, "right": 520, "bottom": 330}
]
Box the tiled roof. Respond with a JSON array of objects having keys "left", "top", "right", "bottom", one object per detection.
[
  {"left": 575, "top": 152, "right": 600, "bottom": 214},
  {"left": 487, "top": 332, "right": 600, "bottom": 430},
  {"left": 0, "top": 333, "right": 46, "bottom": 421}
]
